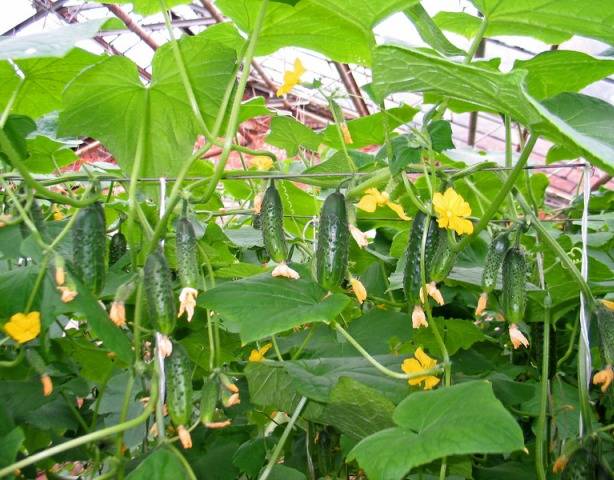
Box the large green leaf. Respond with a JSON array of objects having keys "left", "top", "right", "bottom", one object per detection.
[
  {"left": 371, "top": 45, "right": 540, "bottom": 125},
  {"left": 514, "top": 50, "right": 614, "bottom": 100},
  {"left": 348, "top": 381, "right": 525, "bottom": 480},
  {"left": 199, "top": 273, "right": 350, "bottom": 344},
  {"left": 0, "top": 20, "right": 105, "bottom": 60},
  {"left": 404, "top": 5, "right": 465, "bottom": 57},
  {"left": 320, "top": 104, "right": 419, "bottom": 149},
  {"left": 0, "top": 49, "right": 99, "bottom": 120},
  {"left": 320, "top": 377, "right": 396, "bottom": 440},
  {"left": 126, "top": 447, "right": 191, "bottom": 479},
  {"left": 58, "top": 36, "right": 236, "bottom": 178},
  {"left": 265, "top": 116, "right": 321, "bottom": 156},
  {"left": 216, "top": 0, "right": 419, "bottom": 65},
  {"left": 284, "top": 355, "right": 410, "bottom": 403},
  {"left": 472, "top": 0, "right": 614, "bottom": 46},
  {"left": 24, "top": 136, "right": 78, "bottom": 173},
  {"left": 532, "top": 93, "right": 614, "bottom": 175}
]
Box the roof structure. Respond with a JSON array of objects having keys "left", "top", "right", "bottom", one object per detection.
[{"left": 2, "top": 0, "right": 613, "bottom": 204}]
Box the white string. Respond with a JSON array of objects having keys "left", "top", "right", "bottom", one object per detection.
[
  {"left": 159, "top": 177, "right": 167, "bottom": 247},
  {"left": 578, "top": 165, "right": 592, "bottom": 434},
  {"left": 155, "top": 177, "right": 168, "bottom": 439}
]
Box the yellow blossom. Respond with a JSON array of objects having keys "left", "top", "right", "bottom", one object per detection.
[
  {"left": 276, "top": 58, "right": 305, "bottom": 96},
  {"left": 340, "top": 123, "right": 353, "bottom": 145},
  {"left": 249, "top": 343, "right": 273, "bottom": 362},
  {"left": 420, "top": 282, "right": 444, "bottom": 306},
  {"left": 356, "top": 188, "right": 409, "bottom": 221},
  {"left": 57, "top": 286, "right": 78, "bottom": 303},
  {"left": 272, "top": 262, "right": 300, "bottom": 279},
  {"left": 177, "top": 425, "right": 192, "bottom": 449},
  {"left": 250, "top": 155, "right": 274, "bottom": 171},
  {"left": 432, "top": 188, "right": 473, "bottom": 235},
  {"left": 110, "top": 301, "right": 126, "bottom": 327},
  {"left": 601, "top": 299, "right": 614, "bottom": 311},
  {"left": 349, "top": 224, "right": 369, "bottom": 248},
  {"left": 475, "top": 292, "right": 488, "bottom": 316},
  {"left": 552, "top": 455, "right": 568, "bottom": 474},
  {"left": 52, "top": 206, "right": 64, "bottom": 221},
  {"left": 253, "top": 192, "right": 264, "bottom": 214},
  {"left": 350, "top": 277, "right": 367, "bottom": 304},
  {"left": 509, "top": 323, "right": 529, "bottom": 349},
  {"left": 411, "top": 305, "right": 428, "bottom": 329},
  {"left": 401, "top": 347, "right": 440, "bottom": 390},
  {"left": 593, "top": 365, "right": 614, "bottom": 392},
  {"left": 178, "top": 287, "right": 198, "bottom": 322},
  {"left": 4, "top": 312, "right": 41, "bottom": 344},
  {"left": 41, "top": 374, "right": 53, "bottom": 397}
]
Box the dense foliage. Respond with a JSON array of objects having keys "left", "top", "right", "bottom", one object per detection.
[{"left": 0, "top": 0, "right": 614, "bottom": 479}]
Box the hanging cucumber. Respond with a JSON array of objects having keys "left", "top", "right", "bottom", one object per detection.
[
  {"left": 176, "top": 216, "right": 201, "bottom": 321},
  {"left": 261, "top": 182, "right": 299, "bottom": 279},
  {"left": 165, "top": 343, "right": 193, "bottom": 448},
  {"left": 430, "top": 228, "right": 457, "bottom": 283},
  {"left": 501, "top": 247, "right": 527, "bottom": 324},
  {"left": 261, "top": 182, "right": 287, "bottom": 263},
  {"left": 593, "top": 304, "right": 614, "bottom": 392},
  {"left": 316, "top": 191, "right": 349, "bottom": 290},
  {"left": 403, "top": 211, "right": 440, "bottom": 327},
  {"left": 200, "top": 378, "right": 219, "bottom": 426},
  {"left": 144, "top": 250, "right": 176, "bottom": 335},
  {"left": 72, "top": 202, "right": 106, "bottom": 295},
  {"left": 109, "top": 231, "right": 127, "bottom": 267},
  {"left": 476, "top": 231, "right": 512, "bottom": 315}
]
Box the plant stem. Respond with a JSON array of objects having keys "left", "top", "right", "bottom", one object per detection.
[
  {"left": 167, "top": 444, "right": 198, "bottom": 480},
  {"left": 346, "top": 168, "right": 391, "bottom": 200},
  {"left": 258, "top": 396, "right": 308, "bottom": 480},
  {"left": 453, "top": 134, "right": 537, "bottom": 253},
  {"left": 463, "top": 18, "right": 488, "bottom": 64},
  {"left": 0, "top": 78, "right": 24, "bottom": 128},
  {"left": 196, "top": 0, "right": 269, "bottom": 205},
  {"left": 334, "top": 323, "right": 443, "bottom": 380},
  {"left": 535, "top": 293, "right": 551, "bottom": 480},
  {"left": 515, "top": 193, "right": 593, "bottom": 303},
  {"left": 25, "top": 255, "right": 49, "bottom": 311},
  {"left": 0, "top": 376, "right": 157, "bottom": 479}
]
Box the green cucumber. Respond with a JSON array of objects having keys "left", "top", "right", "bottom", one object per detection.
[
  {"left": 175, "top": 217, "right": 201, "bottom": 289},
  {"left": 144, "top": 250, "right": 176, "bottom": 335},
  {"left": 430, "top": 228, "right": 457, "bottom": 282},
  {"left": 165, "top": 343, "right": 193, "bottom": 428},
  {"left": 403, "top": 212, "right": 439, "bottom": 305},
  {"left": 502, "top": 247, "right": 527, "bottom": 323},
  {"left": 595, "top": 304, "right": 614, "bottom": 367},
  {"left": 200, "top": 378, "right": 219, "bottom": 425},
  {"left": 72, "top": 202, "right": 106, "bottom": 295},
  {"left": 316, "top": 191, "right": 349, "bottom": 290},
  {"left": 109, "top": 231, "right": 127, "bottom": 266},
  {"left": 261, "top": 183, "right": 288, "bottom": 263},
  {"left": 482, "top": 232, "right": 512, "bottom": 292}
]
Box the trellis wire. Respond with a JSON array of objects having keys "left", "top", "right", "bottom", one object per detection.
[{"left": 0, "top": 162, "right": 591, "bottom": 184}]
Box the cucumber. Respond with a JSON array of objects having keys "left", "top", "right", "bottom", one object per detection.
[
  {"left": 502, "top": 247, "right": 527, "bottom": 324},
  {"left": 316, "top": 192, "right": 349, "bottom": 290},
  {"left": 73, "top": 202, "right": 106, "bottom": 295},
  {"left": 595, "top": 304, "right": 614, "bottom": 367},
  {"left": 482, "top": 232, "right": 511, "bottom": 292},
  {"left": 403, "top": 211, "right": 439, "bottom": 305},
  {"left": 175, "top": 217, "right": 201, "bottom": 290},
  {"left": 165, "top": 343, "right": 193, "bottom": 429},
  {"left": 430, "top": 228, "right": 457, "bottom": 282},
  {"left": 109, "top": 231, "right": 127, "bottom": 266},
  {"left": 261, "top": 183, "right": 287, "bottom": 263},
  {"left": 144, "top": 250, "right": 176, "bottom": 335},
  {"left": 200, "top": 378, "right": 219, "bottom": 425}
]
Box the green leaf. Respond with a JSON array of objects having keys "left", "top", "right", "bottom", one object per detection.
[
  {"left": 104, "top": 0, "right": 191, "bottom": 16},
  {"left": 427, "top": 120, "right": 455, "bottom": 152},
  {"left": 404, "top": 5, "right": 465, "bottom": 57},
  {"left": 58, "top": 36, "right": 237, "bottom": 178},
  {"left": 233, "top": 438, "right": 274, "bottom": 477},
  {"left": 238, "top": 96, "right": 274, "bottom": 124},
  {"left": 348, "top": 381, "right": 525, "bottom": 480},
  {"left": 388, "top": 134, "right": 421, "bottom": 175},
  {"left": 0, "top": 20, "right": 105, "bottom": 60},
  {"left": 0, "top": 427, "right": 24, "bottom": 468},
  {"left": 347, "top": 309, "right": 411, "bottom": 355},
  {"left": 433, "top": 12, "right": 482, "bottom": 39},
  {"left": 284, "top": 355, "right": 410, "bottom": 403},
  {"left": 267, "top": 465, "right": 306, "bottom": 480},
  {"left": 265, "top": 116, "right": 321, "bottom": 156},
  {"left": 217, "top": 0, "right": 419, "bottom": 65},
  {"left": 412, "top": 318, "right": 486, "bottom": 356},
  {"left": 472, "top": 0, "right": 614, "bottom": 46},
  {"left": 320, "top": 377, "right": 396, "bottom": 440},
  {"left": 532, "top": 92, "right": 614, "bottom": 175},
  {"left": 320, "top": 105, "right": 419, "bottom": 149},
  {"left": 1, "top": 115, "right": 36, "bottom": 162},
  {"left": 0, "top": 265, "right": 39, "bottom": 318},
  {"left": 24, "top": 136, "right": 78, "bottom": 173},
  {"left": 0, "top": 49, "right": 99, "bottom": 120},
  {"left": 245, "top": 362, "right": 302, "bottom": 412},
  {"left": 371, "top": 45, "right": 540, "bottom": 125},
  {"left": 126, "top": 447, "right": 191, "bottom": 479},
  {"left": 199, "top": 273, "right": 350, "bottom": 344},
  {"left": 515, "top": 173, "right": 549, "bottom": 208},
  {"left": 514, "top": 50, "right": 614, "bottom": 100}
]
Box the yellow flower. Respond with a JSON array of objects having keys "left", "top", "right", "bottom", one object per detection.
[
  {"left": 411, "top": 305, "right": 428, "bottom": 329},
  {"left": 249, "top": 343, "right": 272, "bottom": 362},
  {"left": 178, "top": 287, "right": 198, "bottom": 322},
  {"left": 4, "top": 312, "right": 41, "bottom": 344},
  {"left": 41, "top": 374, "right": 53, "bottom": 397},
  {"left": 52, "top": 206, "right": 64, "bottom": 221},
  {"left": 276, "top": 58, "right": 305, "bottom": 96},
  {"left": 250, "top": 155, "right": 274, "bottom": 171},
  {"left": 401, "top": 347, "right": 440, "bottom": 390},
  {"left": 432, "top": 188, "right": 473, "bottom": 235},
  {"left": 593, "top": 365, "right": 614, "bottom": 392},
  {"left": 110, "top": 301, "right": 126, "bottom": 327},
  {"left": 601, "top": 299, "right": 614, "bottom": 311},
  {"left": 272, "top": 262, "right": 300, "bottom": 280},
  {"left": 349, "top": 224, "right": 369, "bottom": 248},
  {"left": 552, "top": 455, "right": 569, "bottom": 474},
  {"left": 356, "top": 188, "right": 409, "bottom": 221},
  {"left": 350, "top": 277, "right": 367, "bottom": 304},
  {"left": 340, "top": 123, "right": 353, "bottom": 145},
  {"left": 475, "top": 292, "right": 488, "bottom": 316},
  {"left": 509, "top": 323, "right": 529, "bottom": 349}
]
